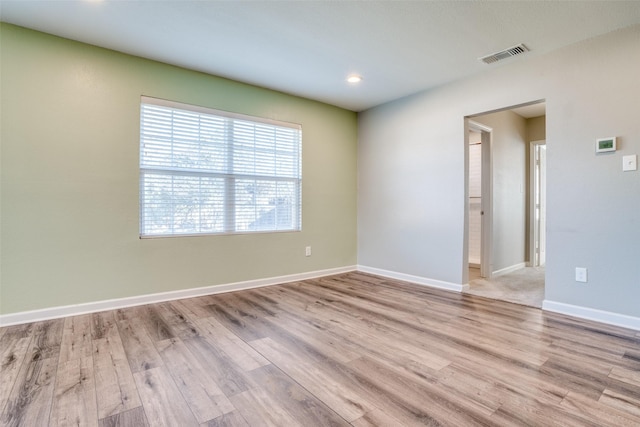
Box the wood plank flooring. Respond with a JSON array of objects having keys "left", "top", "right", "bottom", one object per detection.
[{"left": 1, "top": 272, "right": 639, "bottom": 426}]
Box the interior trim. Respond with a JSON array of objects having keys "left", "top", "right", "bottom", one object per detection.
[
  {"left": 357, "top": 265, "right": 468, "bottom": 292},
  {"left": 543, "top": 300, "right": 640, "bottom": 331},
  {"left": 492, "top": 262, "right": 527, "bottom": 277},
  {"left": 0, "top": 265, "right": 357, "bottom": 327}
]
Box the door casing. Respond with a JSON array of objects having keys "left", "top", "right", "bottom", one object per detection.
[{"left": 529, "top": 140, "right": 546, "bottom": 267}]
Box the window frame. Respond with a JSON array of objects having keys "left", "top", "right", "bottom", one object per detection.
[{"left": 139, "top": 96, "right": 302, "bottom": 238}]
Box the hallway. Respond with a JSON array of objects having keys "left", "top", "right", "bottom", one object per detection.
[{"left": 466, "top": 267, "right": 544, "bottom": 308}]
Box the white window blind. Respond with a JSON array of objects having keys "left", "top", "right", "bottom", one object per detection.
[{"left": 140, "top": 96, "right": 302, "bottom": 237}]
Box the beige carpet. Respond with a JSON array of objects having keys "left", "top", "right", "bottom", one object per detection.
[{"left": 465, "top": 266, "right": 545, "bottom": 308}]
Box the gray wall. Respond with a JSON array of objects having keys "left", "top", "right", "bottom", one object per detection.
[
  {"left": 358, "top": 25, "right": 640, "bottom": 317},
  {"left": 473, "top": 111, "right": 528, "bottom": 274}
]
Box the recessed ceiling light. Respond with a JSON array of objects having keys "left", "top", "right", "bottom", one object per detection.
[{"left": 347, "top": 74, "right": 362, "bottom": 84}]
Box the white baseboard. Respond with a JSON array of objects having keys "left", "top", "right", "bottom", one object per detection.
[
  {"left": 492, "top": 262, "right": 527, "bottom": 277},
  {"left": 542, "top": 300, "right": 640, "bottom": 331},
  {"left": 357, "top": 265, "right": 466, "bottom": 292},
  {"left": 0, "top": 265, "right": 357, "bottom": 327}
]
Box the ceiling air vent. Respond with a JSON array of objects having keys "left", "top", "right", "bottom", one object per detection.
[{"left": 480, "top": 44, "right": 529, "bottom": 64}]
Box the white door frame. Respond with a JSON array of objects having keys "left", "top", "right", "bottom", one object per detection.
[
  {"left": 467, "top": 120, "right": 493, "bottom": 279},
  {"left": 529, "top": 140, "right": 546, "bottom": 267}
]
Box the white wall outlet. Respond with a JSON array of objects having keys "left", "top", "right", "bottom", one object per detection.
[
  {"left": 575, "top": 267, "right": 588, "bottom": 283},
  {"left": 305, "top": 246, "right": 311, "bottom": 257}
]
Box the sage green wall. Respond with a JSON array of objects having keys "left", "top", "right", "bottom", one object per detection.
[
  {"left": 527, "top": 116, "right": 546, "bottom": 142},
  {"left": 0, "top": 24, "right": 357, "bottom": 315}
]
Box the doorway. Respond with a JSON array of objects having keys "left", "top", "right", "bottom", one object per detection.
[
  {"left": 467, "top": 121, "right": 492, "bottom": 280},
  {"left": 464, "top": 101, "right": 546, "bottom": 307}
]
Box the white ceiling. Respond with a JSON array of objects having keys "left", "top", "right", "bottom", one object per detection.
[
  {"left": 2, "top": 1, "right": 640, "bottom": 112},
  {"left": 510, "top": 102, "right": 546, "bottom": 119}
]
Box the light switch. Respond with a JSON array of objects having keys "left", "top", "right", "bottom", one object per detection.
[{"left": 622, "top": 155, "right": 637, "bottom": 171}]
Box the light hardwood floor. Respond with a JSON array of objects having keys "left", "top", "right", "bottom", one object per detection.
[{"left": 1, "top": 272, "right": 639, "bottom": 426}]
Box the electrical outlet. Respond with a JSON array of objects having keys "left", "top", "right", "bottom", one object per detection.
[
  {"left": 305, "top": 246, "right": 311, "bottom": 257},
  {"left": 575, "top": 267, "right": 588, "bottom": 283}
]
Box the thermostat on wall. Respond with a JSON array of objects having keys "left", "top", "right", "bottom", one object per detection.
[{"left": 596, "top": 137, "right": 616, "bottom": 153}]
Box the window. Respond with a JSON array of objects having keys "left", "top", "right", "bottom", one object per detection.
[{"left": 140, "top": 96, "right": 302, "bottom": 237}]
